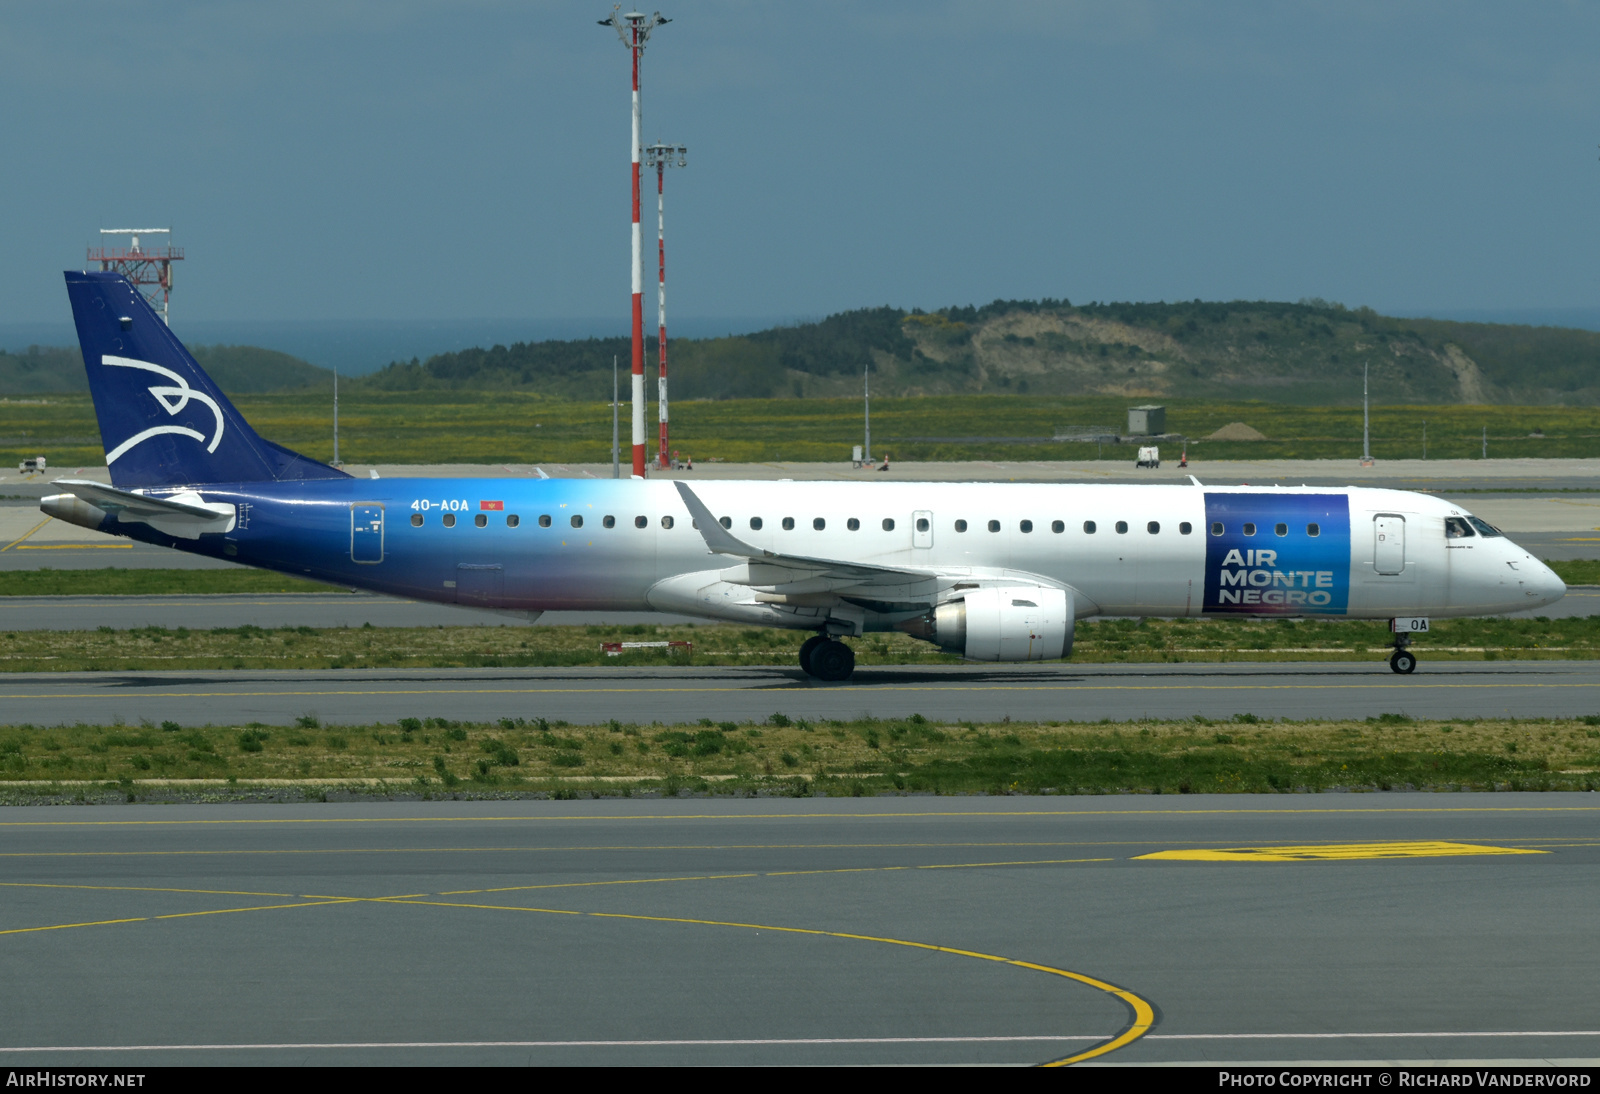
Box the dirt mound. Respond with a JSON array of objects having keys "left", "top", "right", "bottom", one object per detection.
[{"left": 1206, "top": 422, "right": 1267, "bottom": 441}]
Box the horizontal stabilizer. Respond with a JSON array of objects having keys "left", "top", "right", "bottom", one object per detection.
[{"left": 42, "top": 478, "right": 235, "bottom": 540}]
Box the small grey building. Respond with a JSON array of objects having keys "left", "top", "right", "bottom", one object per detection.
[{"left": 1127, "top": 405, "right": 1166, "bottom": 436}]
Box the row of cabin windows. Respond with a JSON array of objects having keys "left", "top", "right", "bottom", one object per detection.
[
  {"left": 408, "top": 513, "right": 1228, "bottom": 535},
  {"left": 1209, "top": 521, "right": 1323, "bottom": 538}
]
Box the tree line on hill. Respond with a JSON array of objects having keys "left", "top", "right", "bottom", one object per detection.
[{"left": 6, "top": 298, "right": 1600, "bottom": 405}]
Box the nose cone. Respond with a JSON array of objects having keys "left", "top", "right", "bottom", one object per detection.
[{"left": 1527, "top": 557, "right": 1567, "bottom": 609}]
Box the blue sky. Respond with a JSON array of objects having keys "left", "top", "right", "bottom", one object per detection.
[{"left": 4, "top": 1, "right": 1600, "bottom": 326}]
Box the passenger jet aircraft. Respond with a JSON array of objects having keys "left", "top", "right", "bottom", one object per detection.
[{"left": 41, "top": 271, "right": 1565, "bottom": 680}]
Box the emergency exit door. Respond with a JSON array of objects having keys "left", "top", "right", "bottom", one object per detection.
[
  {"left": 912, "top": 510, "right": 933, "bottom": 549},
  {"left": 1373, "top": 514, "right": 1405, "bottom": 575},
  {"left": 351, "top": 504, "right": 384, "bottom": 564}
]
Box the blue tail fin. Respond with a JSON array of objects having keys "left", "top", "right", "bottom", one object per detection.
[{"left": 63, "top": 270, "right": 349, "bottom": 488}]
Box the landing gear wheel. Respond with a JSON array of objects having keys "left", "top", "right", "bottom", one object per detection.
[
  {"left": 1390, "top": 650, "right": 1417, "bottom": 675},
  {"left": 798, "top": 634, "right": 828, "bottom": 677},
  {"left": 808, "top": 639, "right": 856, "bottom": 682}
]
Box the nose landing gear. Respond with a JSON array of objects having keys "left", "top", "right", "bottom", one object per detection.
[{"left": 798, "top": 634, "right": 855, "bottom": 682}]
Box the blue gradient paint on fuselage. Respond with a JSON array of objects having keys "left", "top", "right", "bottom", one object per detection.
[
  {"left": 105, "top": 478, "right": 668, "bottom": 611},
  {"left": 1203, "top": 493, "right": 1352, "bottom": 615}
]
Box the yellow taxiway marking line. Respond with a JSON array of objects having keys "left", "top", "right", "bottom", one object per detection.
[
  {"left": 442, "top": 857, "right": 1115, "bottom": 896},
  {"left": 2, "top": 805, "right": 1596, "bottom": 828},
  {"left": 0, "top": 881, "right": 296, "bottom": 897},
  {"left": 8, "top": 678, "right": 1600, "bottom": 702},
  {"left": 0, "top": 517, "right": 51, "bottom": 552},
  {"left": 0, "top": 898, "right": 357, "bottom": 936},
  {"left": 1136, "top": 841, "right": 1547, "bottom": 862},
  {"left": 387, "top": 897, "right": 1154, "bottom": 1067}
]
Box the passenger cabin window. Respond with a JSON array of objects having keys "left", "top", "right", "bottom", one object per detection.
[
  {"left": 604, "top": 515, "right": 617, "bottom": 529},
  {"left": 955, "top": 520, "right": 968, "bottom": 532},
  {"left": 507, "top": 514, "right": 520, "bottom": 528},
  {"left": 1444, "top": 517, "right": 1475, "bottom": 539},
  {"left": 1084, "top": 521, "right": 1096, "bottom": 534},
  {"left": 1210, "top": 522, "right": 1223, "bottom": 536},
  {"left": 635, "top": 516, "right": 647, "bottom": 529},
  {"left": 570, "top": 515, "right": 583, "bottom": 529},
  {"left": 660, "top": 515, "right": 674, "bottom": 529},
  {"left": 1020, "top": 520, "right": 1033, "bottom": 533},
  {"left": 1147, "top": 521, "right": 1159, "bottom": 534},
  {"left": 1466, "top": 516, "right": 1502, "bottom": 538},
  {"left": 474, "top": 513, "right": 487, "bottom": 528},
  {"left": 1115, "top": 521, "right": 1128, "bottom": 534},
  {"left": 883, "top": 518, "right": 896, "bottom": 531},
  {"left": 443, "top": 513, "right": 456, "bottom": 528},
  {"left": 1179, "top": 522, "right": 1192, "bottom": 535},
  {"left": 1306, "top": 523, "right": 1320, "bottom": 537},
  {"left": 539, "top": 514, "right": 552, "bottom": 528},
  {"left": 1242, "top": 522, "right": 1256, "bottom": 536},
  {"left": 1051, "top": 520, "right": 1065, "bottom": 533},
  {"left": 916, "top": 517, "right": 930, "bottom": 532},
  {"left": 987, "top": 520, "right": 1001, "bottom": 533},
  {"left": 812, "top": 518, "right": 825, "bottom": 530},
  {"left": 719, "top": 516, "right": 731, "bottom": 529},
  {"left": 750, "top": 517, "right": 763, "bottom": 530},
  {"left": 410, "top": 513, "right": 423, "bottom": 527},
  {"left": 1274, "top": 523, "right": 1287, "bottom": 536},
  {"left": 782, "top": 517, "right": 795, "bottom": 531},
  {"left": 847, "top": 518, "right": 860, "bottom": 531}
]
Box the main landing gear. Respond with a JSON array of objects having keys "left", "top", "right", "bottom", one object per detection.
[
  {"left": 1389, "top": 632, "right": 1417, "bottom": 675},
  {"left": 799, "top": 634, "right": 855, "bottom": 682}
]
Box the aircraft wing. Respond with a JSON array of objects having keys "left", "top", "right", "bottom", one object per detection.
[{"left": 673, "top": 480, "right": 937, "bottom": 587}]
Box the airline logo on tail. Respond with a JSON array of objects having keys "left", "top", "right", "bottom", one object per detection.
[{"left": 100, "top": 354, "right": 225, "bottom": 464}]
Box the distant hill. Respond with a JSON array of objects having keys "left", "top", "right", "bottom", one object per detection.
[
  {"left": 9, "top": 300, "right": 1600, "bottom": 405},
  {"left": 358, "top": 298, "right": 1600, "bottom": 406},
  {"left": 0, "top": 343, "right": 330, "bottom": 395}
]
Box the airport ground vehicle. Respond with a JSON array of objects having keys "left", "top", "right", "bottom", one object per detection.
[{"left": 41, "top": 272, "right": 1565, "bottom": 680}]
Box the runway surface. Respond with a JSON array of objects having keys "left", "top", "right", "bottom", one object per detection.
[
  {"left": 6, "top": 661, "right": 1600, "bottom": 727},
  {"left": 0, "top": 590, "right": 1593, "bottom": 632},
  {"left": 1, "top": 794, "right": 1595, "bottom": 1066}
]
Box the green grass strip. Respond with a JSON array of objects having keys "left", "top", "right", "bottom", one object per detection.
[
  {"left": 0, "top": 614, "right": 1593, "bottom": 672},
  {"left": 1, "top": 714, "right": 1596, "bottom": 803}
]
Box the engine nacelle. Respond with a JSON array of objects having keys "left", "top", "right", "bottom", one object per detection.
[{"left": 910, "top": 586, "right": 1074, "bottom": 661}]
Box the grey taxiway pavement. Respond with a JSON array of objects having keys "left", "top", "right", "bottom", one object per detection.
[
  {"left": 1, "top": 589, "right": 1595, "bottom": 632},
  {"left": 1, "top": 794, "right": 1595, "bottom": 1067},
  {"left": 6, "top": 661, "right": 1600, "bottom": 727}
]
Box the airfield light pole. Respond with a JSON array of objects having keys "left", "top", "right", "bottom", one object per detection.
[
  {"left": 1360, "top": 361, "right": 1373, "bottom": 467},
  {"left": 333, "top": 365, "right": 340, "bottom": 467},
  {"left": 646, "top": 142, "right": 687, "bottom": 469},
  {"left": 863, "top": 363, "right": 871, "bottom": 462},
  {"left": 600, "top": 8, "right": 669, "bottom": 478},
  {"left": 88, "top": 229, "right": 182, "bottom": 325}
]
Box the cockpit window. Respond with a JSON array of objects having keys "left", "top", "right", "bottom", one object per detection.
[
  {"left": 1444, "top": 517, "right": 1475, "bottom": 539},
  {"left": 1466, "top": 516, "right": 1503, "bottom": 538}
]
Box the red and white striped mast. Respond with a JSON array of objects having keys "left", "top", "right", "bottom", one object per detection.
[
  {"left": 645, "top": 142, "right": 686, "bottom": 469},
  {"left": 600, "top": 7, "right": 668, "bottom": 478}
]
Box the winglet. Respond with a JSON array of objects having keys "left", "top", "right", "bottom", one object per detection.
[{"left": 674, "top": 481, "right": 762, "bottom": 558}]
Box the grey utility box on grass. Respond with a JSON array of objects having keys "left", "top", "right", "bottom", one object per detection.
[{"left": 1127, "top": 405, "right": 1165, "bottom": 436}]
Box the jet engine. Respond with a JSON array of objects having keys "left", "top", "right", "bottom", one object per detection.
[{"left": 901, "top": 586, "right": 1073, "bottom": 661}]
